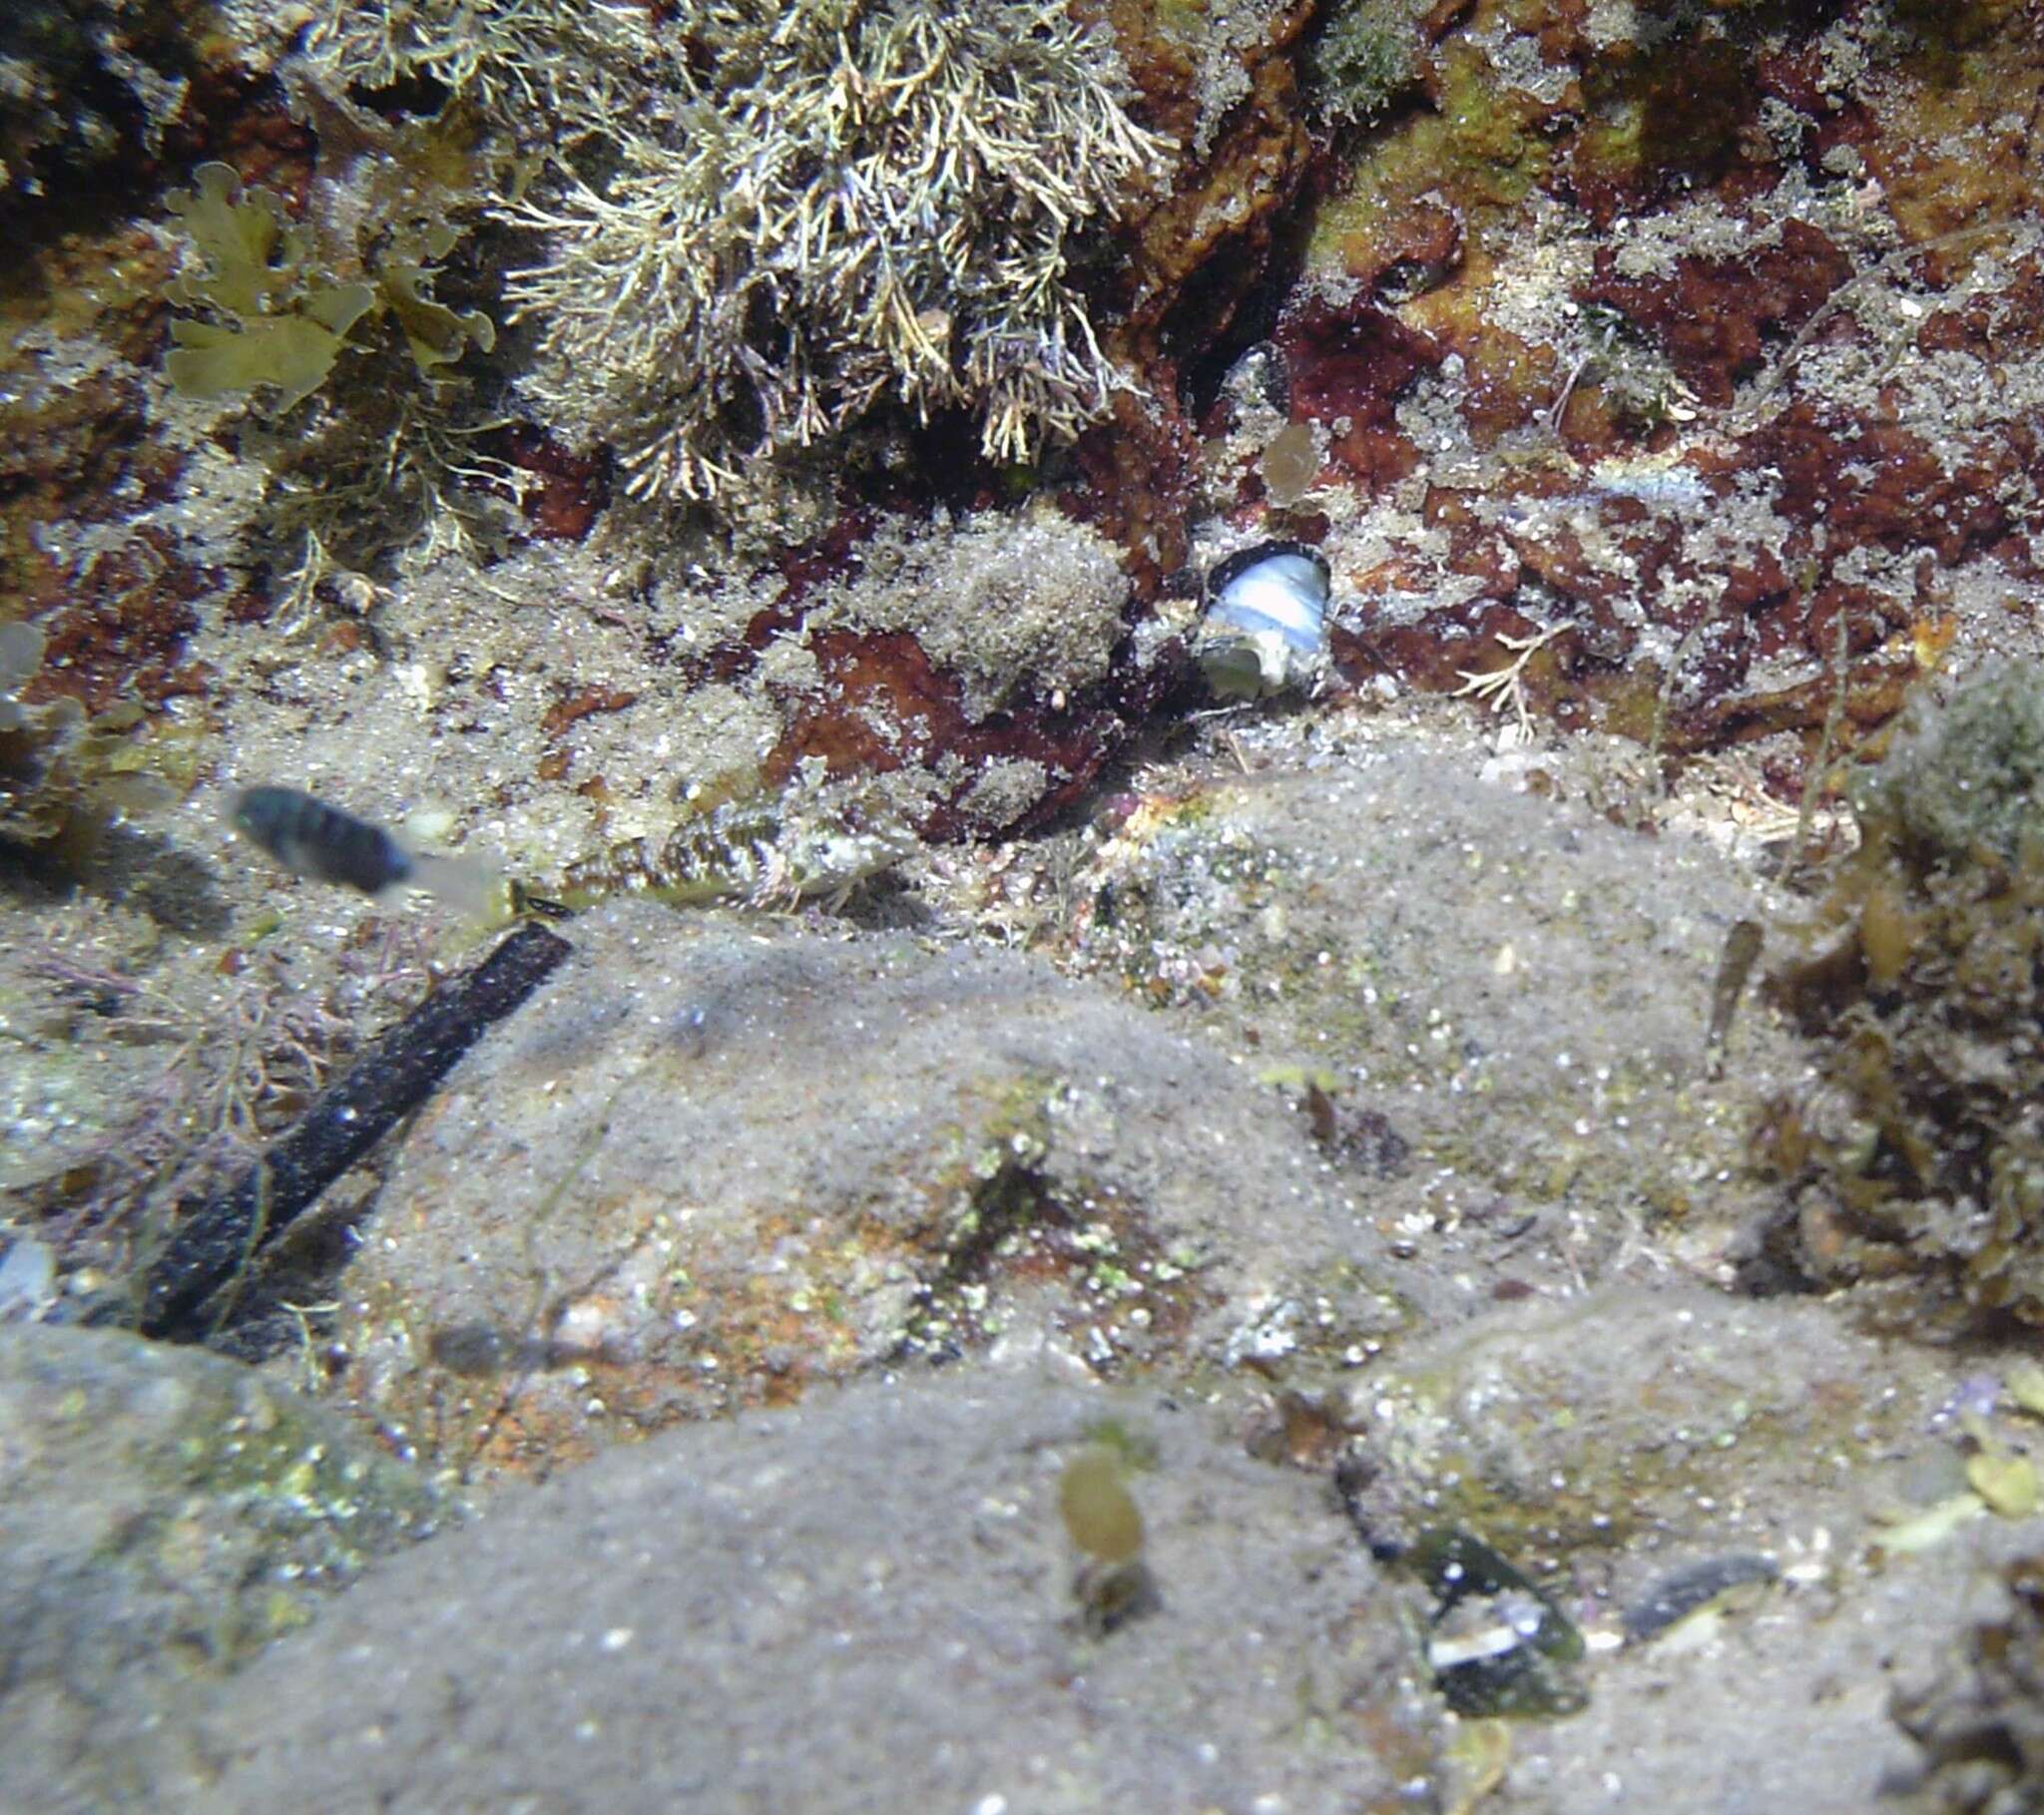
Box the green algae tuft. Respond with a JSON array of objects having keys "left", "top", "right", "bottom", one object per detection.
[{"left": 164, "top": 164, "right": 376, "bottom": 413}]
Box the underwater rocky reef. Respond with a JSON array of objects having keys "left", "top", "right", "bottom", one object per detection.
[{"left": 6, "top": 0, "right": 2044, "bottom": 1809}]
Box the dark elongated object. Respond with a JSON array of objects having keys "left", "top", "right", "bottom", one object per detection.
[{"left": 135, "top": 921, "right": 573, "bottom": 1339}]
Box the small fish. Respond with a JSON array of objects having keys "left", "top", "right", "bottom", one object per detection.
[
  {"left": 551, "top": 796, "right": 913, "bottom": 913},
  {"left": 231, "top": 785, "right": 502, "bottom": 916},
  {"left": 1704, "top": 917, "right": 1765, "bottom": 1079}
]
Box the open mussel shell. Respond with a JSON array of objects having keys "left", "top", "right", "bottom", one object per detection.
[
  {"left": 1196, "top": 540, "right": 1331, "bottom": 698},
  {"left": 1409, "top": 1527, "right": 1588, "bottom": 1719}
]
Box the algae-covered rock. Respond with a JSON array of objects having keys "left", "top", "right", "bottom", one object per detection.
[
  {"left": 1768, "top": 661, "right": 2044, "bottom": 1326},
  {"left": 0, "top": 1325, "right": 446, "bottom": 1678},
  {"left": 1304, "top": 0, "right": 1429, "bottom": 126},
  {"left": 1332, "top": 1283, "right": 1949, "bottom": 1567},
  {"left": 1859, "top": 659, "right": 2044, "bottom": 873},
  {"left": 162, "top": 1372, "right": 1441, "bottom": 1814},
  {"left": 1264, "top": 0, "right": 2044, "bottom": 772},
  {"left": 1893, "top": 1550, "right": 2044, "bottom": 1814},
  {"left": 330, "top": 899, "right": 1413, "bottom": 1480},
  {"left": 0, "top": 1324, "right": 445, "bottom": 1800}
]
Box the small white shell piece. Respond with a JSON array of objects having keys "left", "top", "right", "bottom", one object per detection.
[{"left": 1197, "top": 542, "right": 1331, "bottom": 698}]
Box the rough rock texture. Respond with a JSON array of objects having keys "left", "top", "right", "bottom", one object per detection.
[
  {"left": 1331, "top": 1282, "right": 1954, "bottom": 1567},
  {"left": 330, "top": 898, "right": 1414, "bottom": 1481},
  {"left": 1516, "top": 1514, "right": 2044, "bottom": 1815},
  {"left": 114, "top": 1372, "right": 1442, "bottom": 1815},
  {"left": 5, "top": 1304, "right": 2040, "bottom": 1815},
  {"left": 0, "top": 1324, "right": 445, "bottom": 1804},
  {"left": 8, "top": 1, "right": 2044, "bottom": 1809},
  {"left": 9, "top": 717, "right": 2044, "bottom": 1809},
  {"left": 1316, "top": 1285, "right": 2044, "bottom": 1813},
  {"left": 1048, "top": 728, "right": 1804, "bottom": 1275}
]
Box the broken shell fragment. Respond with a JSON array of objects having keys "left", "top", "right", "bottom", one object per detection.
[
  {"left": 1409, "top": 1528, "right": 1587, "bottom": 1718},
  {"left": 1197, "top": 542, "right": 1330, "bottom": 699},
  {"left": 1622, "top": 1553, "right": 1780, "bottom": 1645}
]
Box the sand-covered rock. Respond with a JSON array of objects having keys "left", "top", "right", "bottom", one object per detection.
[
  {"left": 330, "top": 900, "right": 1415, "bottom": 1480},
  {"left": 162, "top": 1371, "right": 1440, "bottom": 1813},
  {"left": 1056, "top": 735, "right": 1802, "bottom": 1283}
]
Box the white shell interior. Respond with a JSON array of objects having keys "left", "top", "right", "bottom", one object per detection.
[{"left": 1208, "top": 554, "right": 1328, "bottom": 653}]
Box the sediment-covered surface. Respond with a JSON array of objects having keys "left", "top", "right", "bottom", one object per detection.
[{"left": 8, "top": 1, "right": 2044, "bottom": 1810}]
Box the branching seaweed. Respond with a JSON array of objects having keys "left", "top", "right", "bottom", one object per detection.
[
  {"left": 496, "top": 0, "right": 1174, "bottom": 514},
  {"left": 16, "top": 917, "right": 437, "bottom": 1291},
  {"left": 307, "top": 0, "right": 653, "bottom": 137}
]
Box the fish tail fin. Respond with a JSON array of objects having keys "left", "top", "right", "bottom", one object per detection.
[{"left": 407, "top": 851, "right": 513, "bottom": 925}]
